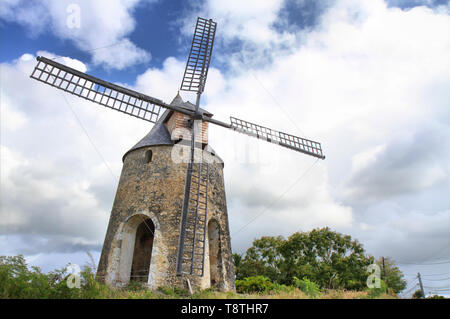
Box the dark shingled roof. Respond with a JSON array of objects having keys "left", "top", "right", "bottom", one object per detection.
[
  {"left": 170, "top": 92, "right": 213, "bottom": 117},
  {"left": 122, "top": 93, "right": 221, "bottom": 163}
]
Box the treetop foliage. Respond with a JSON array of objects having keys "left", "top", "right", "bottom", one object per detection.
[{"left": 234, "top": 227, "right": 406, "bottom": 293}]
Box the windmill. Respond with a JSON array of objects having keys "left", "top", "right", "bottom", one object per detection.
[{"left": 29, "top": 17, "right": 325, "bottom": 290}]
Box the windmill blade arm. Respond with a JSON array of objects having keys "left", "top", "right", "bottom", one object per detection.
[
  {"left": 30, "top": 56, "right": 190, "bottom": 123},
  {"left": 180, "top": 17, "right": 217, "bottom": 93},
  {"left": 229, "top": 116, "right": 325, "bottom": 159}
]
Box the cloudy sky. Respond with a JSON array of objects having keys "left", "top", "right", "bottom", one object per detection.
[{"left": 1, "top": 0, "right": 449, "bottom": 297}]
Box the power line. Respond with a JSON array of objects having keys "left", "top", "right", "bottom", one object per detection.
[
  {"left": 250, "top": 72, "right": 308, "bottom": 138},
  {"left": 397, "top": 259, "right": 450, "bottom": 266},
  {"left": 231, "top": 158, "right": 319, "bottom": 238},
  {"left": 398, "top": 243, "right": 450, "bottom": 269},
  {"left": 405, "top": 278, "right": 418, "bottom": 286},
  {"left": 422, "top": 272, "right": 450, "bottom": 277},
  {"left": 424, "top": 277, "right": 450, "bottom": 281},
  {"left": 429, "top": 288, "right": 450, "bottom": 292},
  {"left": 401, "top": 284, "right": 419, "bottom": 297},
  {"left": 407, "top": 278, "right": 417, "bottom": 288},
  {"left": 83, "top": 41, "right": 128, "bottom": 53},
  {"left": 424, "top": 285, "right": 450, "bottom": 289},
  {"left": 61, "top": 93, "right": 118, "bottom": 181},
  {"left": 50, "top": 40, "right": 128, "bottom": 62},
  {"left": 405, "top": 272, "right": 450, "bottom": 277},
  {"left": 405, "top": 242, "right": 450, "bottom": 269},
  {"left": 61, "top": 93, "right": 155, "bottom": 237}
]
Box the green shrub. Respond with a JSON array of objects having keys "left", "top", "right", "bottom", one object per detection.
[
  {"left": 365, "top": 279, "right": 388, "bottom": 298},
  {"left": 235, "top": 276, "right": 274, "bottom": 294},
  {"left": 126, "top": 280, "right": 147, "bottom": 292},
  {"left": 270, "top": 283, "right": 296, "bottom": 294},
  {"left": 157, "top": 285, "right": 190, "bottom": 297},
  {"left": 0, "top": 255, "right": 83, "bottom": 298},
  {"left": 412, "top": 289, "right": 424, "bottom": 299},
  {"left": 78, "top": 265, "right": 113, "bottom": 299},
  {"left": 0, "top": 255, "right": 118, "bottom": 299},
  {"left": 127, "top": 289, "right": 156, "bottom": 299},
  {"left": 293, "top": 276, "right": 321, "bottom": 297}
]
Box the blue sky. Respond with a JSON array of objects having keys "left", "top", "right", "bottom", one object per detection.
[
  {"left": 1, "top": 0, "right": 192, "bottom": 83},
  {"left": 2, "top": 0, "right": 447, "bottom": 80},
  {"left": 1, "top": 0, "right": 450, "bottom": 297},
  {"left": 3, "top": 0, "right": 447, "bottom": 83}
]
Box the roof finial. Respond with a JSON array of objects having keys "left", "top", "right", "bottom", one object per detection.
[{"left": 171, "top": 91, "right": 184, "bottom": 105}]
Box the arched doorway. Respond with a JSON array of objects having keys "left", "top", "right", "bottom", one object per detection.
[
  {"left": 208, "top": 219, "right": 221, "bottom": 287},
  {"left": 130, "top": 218, "right": 155, "bottom": 282}
]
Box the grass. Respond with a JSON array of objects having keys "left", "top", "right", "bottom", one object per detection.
[
  {"left": 97, "top": 285, "right": 397, "bottom": 299},
  {"left": 0, "top": 255, "right": 398, "bottom": 299}
]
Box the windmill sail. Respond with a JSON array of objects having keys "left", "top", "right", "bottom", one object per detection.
[
  {"left": 176, "top": 17, "right": 217, "bottom": 277},
  {"left": 180, "top": 17, "right": 217, "bottom": 93},
  {"left": 30, "top": 56, "right": 164, "bottom": 123},
  {"left": 28, "top": 16, "right": 326, "bottom": 288},
  {"left": 230, "top": 117, "right": 325, "bottom": 159}
]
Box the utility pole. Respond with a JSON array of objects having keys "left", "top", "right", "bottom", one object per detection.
[
  {"left": 417, "top": 272, "right": 425, "bottom": 298},
  {"left": 382, "top": 257, "right": 388, "bottom": 293}
]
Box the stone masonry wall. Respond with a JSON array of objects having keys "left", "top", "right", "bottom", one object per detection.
[{"left": 96, "top": 145, "right": 235, "bottom": 291}]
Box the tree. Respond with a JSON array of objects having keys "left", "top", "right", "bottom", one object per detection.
[
  {"left": 235, "top": 236, "right": 284, "bottom": 281},
  {"left": 279, "top": 228, "right": 374, "bottom": 289},
  {"left": 237, "top": 228, "right": 375, "bottom": 290},
  {"left": 232, "top": 253, "right": 242, "bottom": 279},
  {"left": 376, "top": 257, "right": 407, "bottom": 293}
]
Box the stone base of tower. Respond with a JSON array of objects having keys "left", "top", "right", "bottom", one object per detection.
[{"left": 96, "top": 145, "right": 235, "bottom": 292}]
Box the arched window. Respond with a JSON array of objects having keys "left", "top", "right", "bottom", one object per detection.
[{"left": 144, "top": 149, "right": 152, "bottom": 164}]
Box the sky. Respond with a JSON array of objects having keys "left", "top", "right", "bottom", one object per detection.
[{"left": 1, "top": 0, "right": 449, "bottom": 297}]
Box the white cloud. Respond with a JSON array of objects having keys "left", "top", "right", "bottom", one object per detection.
[
  {"left": 135, "top": 57, "right": 186, "bottom": 101},
  {"left": 0, "top": 100, "right": 28, "bottom": 131},
  {"left": 180, "top": 0, "right": 297, "bottom": 69},
  {"left": 343, "top": 127, "right": 449, "bottom": 203},
  {"left": 181, "top": 0, "right": 284, "bottom": 41},
  {"left": 191, "top": 0, "right": 450, "bottom": 260},
  {"left": 0, "top": 51, "right": 202, "bottom": 256},
  {"left": 350, "top": 204, "right": 450, "bottom": 265},
  {"left": 0, "top": 0, "right": 49, "bottom": 35},
  {"left": 89, "top": 38, "right": 150, "bottom": 70},
  {"left": 36, "top": 51, "right": 87, "bottom": 72},
  {"left": 0, "top": 0, "right": 155, "bottom": 69},
  {"left": 1, "top": 0, "right": 450, "bottom": 272},
  {"left": 0, "top": 52, "right": 153, "bottom": 253},
  {"left": 350, "top": 144, "right": 386, "bottom": 173},
  {"left": 205, "top": 0, "right": 285, "bottom": 43}
]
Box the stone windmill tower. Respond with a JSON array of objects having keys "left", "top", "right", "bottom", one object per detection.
[
  {"left": 95, "top": 93, "right": 235, "bottom": 290},
  {"left": 29, "top": 17, "right": 325, "bottom": 292}
]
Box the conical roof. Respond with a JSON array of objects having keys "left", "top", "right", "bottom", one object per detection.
[
  {"left": 122, "top": 93, "right": 217, "bottom": 162},
  {"left": 169, "top": 91, "right": 213, "bottom": 116}
]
